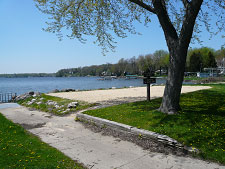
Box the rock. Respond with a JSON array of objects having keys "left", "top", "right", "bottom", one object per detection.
[
  {"left": 35, "top": 92, "right": 41, "bottom": 96},
  {"left": 61, "top": 89, "right": 75, "bottom": 92},
  {"left": 66, "top": 89, "right": 75, "bottom": 92},
  {"left": 48, "top": 102, "right": 55, "bottom": 106},
  {"left": 15, "top": 93, "right": 30, "bottom": 101},
  {"left": 31, "top": 99, "right": 36, "bottom": 102},
  {"left": 36, "top": 102, "right": 42, "bottom": 105},
  {"left": 47, "top": 100, "right": 57, "bottom": 106},
  {"left": 28, "top": 107, "right": 36, "bottom": 111},
  {"left": 51, "top": 89, "right": 60, "bottom": 93},
  {"left": 29, "top": 91, "right": 35, "bottom": 95},
  {"left": 184, "top": 146, "right": 200, "bottom": 154},
  {"left": 55, "top": 105, "right": 60, "bottom": 109},
  {"left": 27, "top": 101, "right": 33, "bottom": 105},
  {"left": 67, "top": 102, "right": 78, "bottom": 108},
  {"left": 15, "top": 92, "right": 42, "bottom": 102},
  {"left": 48, "top": 108, "right": 53, "bottom": 112}
]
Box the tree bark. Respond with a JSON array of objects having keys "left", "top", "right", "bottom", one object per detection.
[{"left": 159, "top": 45, "right": 187, "bottom": 114}]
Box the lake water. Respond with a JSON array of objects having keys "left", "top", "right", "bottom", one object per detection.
[{"left": 0, "top": 77, "right": 167, "bottom": 95}]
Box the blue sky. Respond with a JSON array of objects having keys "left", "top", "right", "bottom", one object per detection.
[{"left": 0, "top": 0, "right": 224, "bottom": 74}]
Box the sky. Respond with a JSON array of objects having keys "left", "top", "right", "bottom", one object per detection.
[{"left": 0, "top": 0, "right": 224, "bottom": 74}]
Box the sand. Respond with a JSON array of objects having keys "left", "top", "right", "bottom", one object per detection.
[{"left": 48, "top": 85, "right": 211, "bottom": 105}]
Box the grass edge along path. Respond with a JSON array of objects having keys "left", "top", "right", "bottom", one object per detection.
[
  {"left": 0, "top": 113, "right": 86, "bottom": 169},
  {"left": 84, "top": 84, "right": 225, "bottom": 165}
]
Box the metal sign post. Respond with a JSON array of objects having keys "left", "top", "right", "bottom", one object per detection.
[
  {"left": 147, "top": 83, "right": 150, "bottom": 101},
  {"left": 143, "top": 71, "right": 156, "bottom": 101}
]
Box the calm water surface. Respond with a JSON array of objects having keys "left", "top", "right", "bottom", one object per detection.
[{"left": 0, "top": 77, "right": 167, "bottom": 95}]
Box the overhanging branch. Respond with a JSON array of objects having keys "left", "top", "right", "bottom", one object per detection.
[
  {"left": 182, "top": 0, "right": 190, "bottom": 8},
  {"left": 128, "top": 0, "right": 156, "bottom": 14},
  {"left": 152, "top": 0, "right": 178, "bottom": 40},
  {"left": 179, "top": 0, "right": 203, "bottom": 46}
]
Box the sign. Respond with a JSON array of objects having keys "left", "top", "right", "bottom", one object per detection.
[
  {"left": 143, "top": 78, "right": 156, "bottom": 84},
  {"left": 143, "top": 70, "right": 156, "bottom": 101}
]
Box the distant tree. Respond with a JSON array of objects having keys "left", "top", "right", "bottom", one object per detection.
[
  {"left": 215, "top": 47, "right": 225, "bottom": 67},
  {"left": 137, "top": 54, "right": 153, "bottom": 74},
  {"left": 117, "top": 58, "right": 129, "bottom": 76},
  {"left": 145, "top": 54, "right": 154, "bottom": 72},
  {"left": 56, "top": 69, "right": 66, "bottom": 77},
  {"left": 198, "top": 48, "right": 215, "bottom": 68},
  {"left": 137, "top": 55, "right": 145, "bottom": 74},
  {"left": 207, "top": 52, "right": 217, "bottom": 68},
  {"left": 36, "top": 0, "right": 225, "bottom": 114},
  {"left": 152, "top": 50, "right": 168, "bottom": 67},
  {"left": 189, "top": 52, "right": 202, "bottom": 72},
  {"left": 187, "top": 47, "right": 216, "bottom": 69},
  {"left": 128, "top": 56, "right": 139, "bottom": 75},
  {"left": 152, "top": 50, "right": 169, "bottom": 75}
]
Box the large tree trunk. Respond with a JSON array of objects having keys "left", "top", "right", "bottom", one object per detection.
[
  {"left": 159, "top": 45, "right": 187, "bottom": 114},
  {"left": 151, "top": 0, "right": 203, "bottom": 114}
]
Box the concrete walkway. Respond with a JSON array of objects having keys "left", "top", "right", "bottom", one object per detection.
[{"left": 0, "top": 105, "right": 224, "bottom": 169}]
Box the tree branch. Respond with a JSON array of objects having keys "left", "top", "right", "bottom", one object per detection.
[
  {"left": 179, "top": 0, "right": 203, "bottom": 48},
  {"left": 128, "top": 0, "right": 156, "bottom": 14},
  {"left": 152, "top": 0, "right": 178, "bottom": 40},
  {"left": 182, "top": 0, "right": 190, "bottom": 8}
]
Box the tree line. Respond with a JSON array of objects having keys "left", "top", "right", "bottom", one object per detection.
[
  {"left": 0, "top": 47, "right": 223, "bottom": 78},
  {"left": 56, "top": 50, "right": 169, "bottom": 77},
  {"left": 0, "top": 73, "right": 55, "bottom": 78},
  {"left": 56, "top": 47, "right": 224, "bottom": 77}
]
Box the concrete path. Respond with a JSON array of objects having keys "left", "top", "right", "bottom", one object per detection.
[{"left": 0, "top": 105, "right": 224, "bottom": 169}]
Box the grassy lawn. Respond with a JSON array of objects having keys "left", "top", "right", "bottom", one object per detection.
[
  {"left": 0, "top": 113, "right": 85, "bottom": 169},
  {"left": 17, "top": 94, "right": 96, "bottom": 116},
  {"left": 184, "top": 76, "right": 206, "bottom": 81},
  {"left": 184, "top": 76, "right": 225, "bottom": 82},
  {"left": 84, "top": 84, "right": 225, "bottom": 164}
]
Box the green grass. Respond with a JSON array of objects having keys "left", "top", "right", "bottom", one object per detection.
[
  {"left": 17, "top": 94, "right": 96, "bottom": 116},
  {"left": 184, "top": 76, "right": 206, "bottom": 81},
  {"left": 184, "top": 76, "right": 225, "bottom": 82},
  {"left": 84, "top": 84, "right": 225, "bottom": 164},
  {"left": 0, "top": 113, "right": 85, "bottom": 169}
]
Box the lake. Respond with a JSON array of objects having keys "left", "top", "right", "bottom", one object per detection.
[{"left": 0, "top": 77, "right": 167, "bottom": 95}]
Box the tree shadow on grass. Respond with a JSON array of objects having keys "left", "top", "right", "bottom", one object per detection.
[
  {"left": 158, "top": 86, "right": 225, "bottom": 125},
  {"left": 127, "top": 97, "right": 162, "bottom": 111},
  {"left": 181, "top": 89, "right": 225, "bottom": 117},
  {"left": 156, "top": 86, "right": 225, "bottom": 159}
]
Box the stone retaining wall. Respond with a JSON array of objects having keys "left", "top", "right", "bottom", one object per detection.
[{"left": 76, "top": 112, "right": 199, "bottom": 155}]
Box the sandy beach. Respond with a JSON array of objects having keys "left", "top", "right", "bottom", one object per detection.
[{"left": 48, "top": 85, "right": 211, "bottom": 105}]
